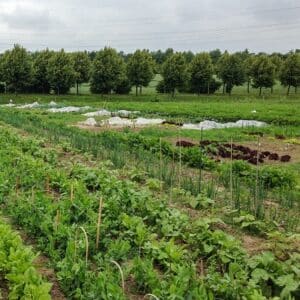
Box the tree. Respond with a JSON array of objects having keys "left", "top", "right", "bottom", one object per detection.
[
  {"left": 279, "top": 52, "right": 300, "bottom": 95},
  {"left": 270, "top": 54, "right": 283, "bottom": 93},
  {"left": 90, "top": 47, "right": 127, "bottom": 94},
  {"left": 31, "top": 49, "right": 54, "bottom": 93},
  {"left": 189, "top": 52, "right": 214, "bottom": 94},
  {"left": 127, "top": 49, "right": 155, "bottom": 96},
  {"left": 47, "top": 49, "right": 75, "bottom": 95},
  {"left": 209, "top": 49, "right": 222, "bottom": 65},
  {"left": 161, "top": 53, "right": 189, "bottom": 97},
  {"left": 245, "top": 56, "right": 255, "bottom": 93},
  {"left": 2, "top": 44, "right": 32, "bottom": 93},
  {"left": 72, "top": 51, "right": 91, "bottom": 95},
  {"left": 250, "top": 55, "right": 276, "bottom": 96},
  {"left": 216, "top": 52, "right": 245, "bottom": 94}
]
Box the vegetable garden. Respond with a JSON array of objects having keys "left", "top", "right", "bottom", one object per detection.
[{"left": 0, "top": 96, "right": 299, "bottom": 299}]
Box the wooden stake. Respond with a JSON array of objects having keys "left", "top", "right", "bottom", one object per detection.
[
  {"left": 54, "top": 209, "right": 60, "bottom": 231},
  {"left": 159, "top": 137, "right": 163, "bottom": 191},
  {"left": 79, "top": 226, "right": 89, "bottom": 267},
  {"left": 70, "top": 183, "right": 74, "bottom": 202},
  {"left": 255, "top": 136, "right": 260, "bottom": 214},
  {"left": 96, "top": 197, "right": 103, "bottom": 250},
  {"left": 230, "top": 138, "right": 233, "bottom": 206}
]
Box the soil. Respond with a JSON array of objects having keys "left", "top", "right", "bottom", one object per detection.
[
  {"left": 33, "top": 256, "right": 65, "bottom": 300},
  {"left": 0, "top": 275, "right": 9, "bottom": 300},
  {"left": 241, "top": 235, "right": 269, "bottom": 255}
]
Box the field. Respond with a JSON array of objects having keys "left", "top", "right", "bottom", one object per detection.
[{"left": 0, "top": 88, "right": 299, "bottom": 299}]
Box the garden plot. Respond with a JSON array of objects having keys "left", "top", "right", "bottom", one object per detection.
[
  {"left": 79, "top": 116, "right": 166, "bottom": 128},
  {"left": 182, "top": 120, "right": 267, "bottom": 130},
  {"left": 83, "top": 109, "right": 140, "bottom": 117},
  {"left": 78, "top": 115, "right": 267, "bottom": 131}
]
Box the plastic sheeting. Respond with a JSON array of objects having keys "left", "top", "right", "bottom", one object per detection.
[
  {"left": 98, "top": 117, "right": 165, "bottom": 127},
  {"left": 0, "top": 103, "right": 16, "bottom": 107},
  {"left": 115, "top": 110, "right": 140, "bottom": 117},
  {"left": 182, "top": 120, "right": 266, "bottom": 130},
  {"left": 83, "top": 109, "right": 111, "bottom": 117},
  {"left": 48, "top": 106, "right": 90, "bottom": 113},
  {"left": 18, "top": 102, "right": 40, "bottom": 109}
]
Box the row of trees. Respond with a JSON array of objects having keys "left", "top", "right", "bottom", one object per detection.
[
  {"left": 0, "top": 45, "right": 155, "bottom": 95},
  {"left": 159, "top": 51, "right": 300, "bottom": 96},
  {"left": 0, "top": 44, "right": 299, "bottom": 95}
]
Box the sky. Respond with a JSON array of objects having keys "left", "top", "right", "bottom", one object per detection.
[{"left": 0, "top": 0, "right": 299, "bottom": 53}]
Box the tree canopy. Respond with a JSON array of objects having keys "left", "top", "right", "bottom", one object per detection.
[
  {"left": 279, "top": 52, "right": 300, "bottom": 95},
  {"left": 46, "top": 49, "right": 75, "bottom": 94},
  {"left": 2, "top": 44, "right": 32, "bottom": 93},
  {"left": 189, "top": 52, "right": 214, "bottom": 94},
  {"left": 72, "top": 51, "right": 91, "bottom": 95},
  {"left": 127, "top": 50, "right": 154, "bottom": 95},
  {"left": 161, "top": 53, "right": 189, "bottom": 96},
  {"left": 90, "top": 47, "right": 127, "bottom": 94},
  {"left": 250, "top": 55, "right": 276, "bottom": 95},
  {"left": 216, "top": 52, "right": 245, "bottom": 94}
]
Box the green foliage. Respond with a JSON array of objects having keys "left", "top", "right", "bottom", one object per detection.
[
  {"left": 127, "top": 49, "right": 155, "bottom": 95},
  {"left": 260, "top": 166, "right": 296, "bottom": 189},
  {"left": 47, "top": 49, "right": 75, "bottom": 94},
  {"left": 216, "top": 52, "right": 246, "bottom": 94},
  {"left": 189, "top": 52, "right": 215, "bottom": 94},
  {"left": 72, "top": 51, "right": 91, "bottom": 94},
  {"left": 0, "top": 221, "right": 51, "bottom": 299},
  {"left": 90, "top": 47, "right": 127, "bottom": 94},
  {"left": 279, "top": 52, "right": 300, "bottom": 95},
  {"left": 161, "top": 53, "right": 189, "bottom": 96},
  {"left": 31, "top": 49, "right": 54, "bottom": 93},
  {"left": 250, "top": 55, "right": 276, "bottom": 95},
  {"left": 1, "top": 44, "right": 33, "bottom": 93}
]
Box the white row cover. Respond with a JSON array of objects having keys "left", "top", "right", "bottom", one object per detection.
[
  {"left": 83, "top": 109, "right": 140, "bottom": 117},
  {"left": 182, "top": 120, "right": 266, "bottom": 130}
]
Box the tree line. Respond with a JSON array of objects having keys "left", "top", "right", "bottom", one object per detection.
[{"left": 0, "top": 44, "right": 299, "bottom": 96}]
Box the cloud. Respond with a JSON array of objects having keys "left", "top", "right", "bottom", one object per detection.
[
  {"left": 0, "top": 0, "right": 298, "bottom": 53},
  {"left": 0, "top": 4, "right": 63, "bottom": 31}
]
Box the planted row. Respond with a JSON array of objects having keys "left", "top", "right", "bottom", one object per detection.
[
  {"left": 0, "top": 126, "right": 299, "bottom": 298},
  {"left": 0, "top": 219, "right": 51, "bottom": 299}
]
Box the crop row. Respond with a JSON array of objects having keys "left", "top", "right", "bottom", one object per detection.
[
  {"left": 0, "top": 109, "right": 298, "bottom": 224},
  {"left": 0, "top": 218, "right": 51, "bottom": 299},
  {"left": 0, "top": 125, "right": 299, "bottom": 298}
]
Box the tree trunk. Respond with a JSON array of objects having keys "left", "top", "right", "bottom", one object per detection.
[
  {"left": 271, "top": 86, "right": 273, "bottom": 94},
  {"left": 76, "top": 82, "right": 79, "bottom": 95},
  {"left": 287, "top": 85, "right": 290, "bottom": 96},
  {"left": 207, "top": 82, "right": 210, "bottom": 95},
  {"left": 139, "top": 86, "right": 142, "bottom": 95},
  {"left": 222, "top": 83, "right": 225, "bottom": 94},
  {"left": 135, "top": 85, "right": 138, "bottom": 96},
  {"left": 259, "top": 87, "right": 262, "bottom": 96},
  {"left": 171, "top": 89, "right": 175, "bottom": 98},
  {"left": 247, "top": 80, "right": 250, "bottom": 93}
]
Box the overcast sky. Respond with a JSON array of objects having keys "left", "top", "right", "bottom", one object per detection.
[{"left": 0, "top": 0, "right": 299, "bottom": 53}]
